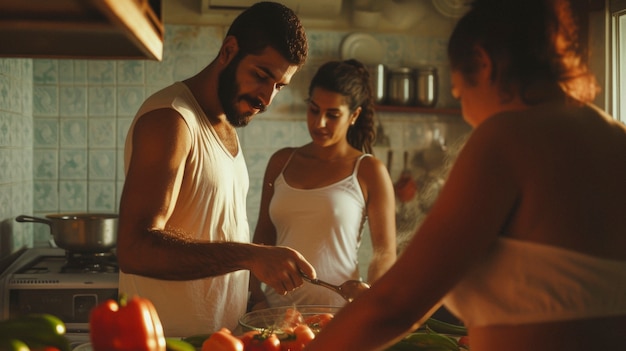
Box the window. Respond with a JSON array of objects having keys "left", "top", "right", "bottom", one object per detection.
[{"left": 610, "top": 0, "right": 626, "bottom": 123}]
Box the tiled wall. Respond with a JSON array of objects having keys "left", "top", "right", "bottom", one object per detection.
[
  {"left": 0, "top": 19, "right": 471, "bottom": 257},
  {"left": 0, "top": 59, "right": 33, "bottom": 255}
]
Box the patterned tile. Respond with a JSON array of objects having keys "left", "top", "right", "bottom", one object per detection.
[
  {"left": 116, "top": 149, "right": 126, "bottom": 180},
  {"left": 88, "top": 118, "right": 116, "bottom": 148},
  {"left": 33, "top": 86, "right": 58, "bottom": 116},
  {"left": 33, "top": 149, "right": 58, "bottom": 180},
  {"left": 33, "top": 117, "right": 58, "bottom": 148},
  {"left": 59, "top": 86, "right": 88, "bottom": 116},
  {"left": 58, "top": 60, "right": 75, "bottom": 84},
  {"left": 117, "top": 61, "right": 145, "bottom": 85},
  {"left": 9, "top": 185, "right": 23, "bottom": 218},
  {"left": 60, "top": 118, "right": 87, "bottom": 148},
  {"left": 0, "top": 74, "right": 10, "bottom": 112},
  {"left": 146, "top": 58, "right": 175, "bottom": 87},
  {"left": 117, "top": 117, "right": 132, "bottom": 148},
  {"left": 55, "top": 60, "right": 86, "bottom": 85},
  {"left": 33, "top": 59, "right": 58, "bottom": 84},
  {"left": 87, "top": 61, "right": 115, "bottom": 84},
  {"left": 89, "top": 149, "right": 116, "bottom": 180},
  {"left": 19, "top": 148, "right": 33, "bottom": 185},
  {"left": 33, "top": 180, "right": 58, "bottom": 211},
  {"left": 165, "top": 25, "right": 222, "bottom": 55},
  {"left": 59, "top": 149, "right": 87, "bottom": 179},
  {"left": 116, "top": 180, "right": 125, "bottom": 211},
  {"left": 59, "top": 180, "right": 87, "bottom": 211},
  {"left": 117, "top": 87, "right": 144, "bottom": 117},
  {"left": 17, "top": 112, "right": 33, "bottom": 148},
  {"left": 0, "top": 149, "right": 9, "bottom": 182},
  {"left": 88, "top": 87, "right": 115, "bottom": 117},
  {"left": 88, "top": 181, "right": 117, "bottom": 212},
  {"left": 307, "top": 30, "right": 343, "bottom": 63},
  {"left": 0, "top": 111, "right": 10, "bottom": 147},
  {"left": 8, "top": 76, "right": 22, "bottom": 114}
]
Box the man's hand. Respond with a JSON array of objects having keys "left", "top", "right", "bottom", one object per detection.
[{"left": 248, "top": 245, "right": 316, "bottom": 295}]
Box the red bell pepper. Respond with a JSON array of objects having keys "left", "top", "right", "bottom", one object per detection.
[{"left": 89, "top": 294, "right": 166, "bottom": 351}]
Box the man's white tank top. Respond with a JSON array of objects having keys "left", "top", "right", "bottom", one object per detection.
[{"left": 119, "top": 82, "right": 249, "bottom": 336}]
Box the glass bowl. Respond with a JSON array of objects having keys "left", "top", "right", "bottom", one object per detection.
[{"left": 238, "top": 305, "right": 342, "bottom": 334}]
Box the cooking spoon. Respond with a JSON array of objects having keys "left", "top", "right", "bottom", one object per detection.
[{"left": 301, "top": 273, "right": 370, "bottom": 302}]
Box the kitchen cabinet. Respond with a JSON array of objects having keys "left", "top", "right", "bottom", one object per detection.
[{"left": 0, "top": 0, "right": 163, "bottom": 60}]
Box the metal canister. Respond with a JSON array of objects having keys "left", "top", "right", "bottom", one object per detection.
[
  {"left": 368, "top": 64, "right": 388, "bottom": 104},
  {"left": 387, "top": 67, "right": 414, "bottom": 106},
  {"left": 414, "top": 66, "right": 438, "bottom": 107}
]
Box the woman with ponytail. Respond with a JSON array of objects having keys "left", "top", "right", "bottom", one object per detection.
[{"left": 249, "top": 59, "right": 397, "bottom": 308}]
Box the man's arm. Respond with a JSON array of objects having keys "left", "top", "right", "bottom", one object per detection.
[{"left": 116, "top": 109, "right": 314, "bottom": 294}]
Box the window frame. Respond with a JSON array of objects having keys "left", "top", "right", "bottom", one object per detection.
[{"left": 609, "top": 0, "right": 626, "bottom": 123}]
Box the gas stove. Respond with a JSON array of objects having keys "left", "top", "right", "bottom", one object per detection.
[{"left": 0, "top": 247, "right": 119, "bottom": 344}]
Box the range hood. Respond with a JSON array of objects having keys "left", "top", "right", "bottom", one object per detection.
[
  {"left": 200, "top": 0, "right": 343, "bottom": 17},
  {"left": 0, "top": 0, "right": 164, "bottom": 61}
]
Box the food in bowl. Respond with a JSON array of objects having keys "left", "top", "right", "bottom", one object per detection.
[{"left": 239, "top": 305, "right": 341, "bottom": 334}]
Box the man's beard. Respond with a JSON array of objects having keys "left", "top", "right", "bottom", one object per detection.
[{"left": 217, "top": 55, "right": 267, "bottom": 127}]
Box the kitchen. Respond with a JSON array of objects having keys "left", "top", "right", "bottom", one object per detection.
[{"left": 0, "top": 0, "right": 623, "bottom": 348}]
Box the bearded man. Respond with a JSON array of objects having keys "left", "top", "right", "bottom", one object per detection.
[{"left": 117, "top": 1, "right": 315, "bottom": 337}]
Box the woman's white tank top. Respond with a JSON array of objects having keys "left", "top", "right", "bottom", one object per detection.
[{"left": 264, "top": 152, "right": 370, "bottom": 307}]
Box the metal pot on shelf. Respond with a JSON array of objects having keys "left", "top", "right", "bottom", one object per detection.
[
  {"left": 15, "top": 213, "right": 118, "bottom": 253},
  {"left": 387, "top": 67, "right": 415, "bottom": 106},
  {"left": 414, "top": 66, "right": 438, "bottom": 107},
  {"left": 368, "top": 63, "right": 388, "bottom": 104}
]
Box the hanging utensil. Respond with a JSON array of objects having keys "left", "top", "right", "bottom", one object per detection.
[
  {"left": 301, "top": 273, "right": 370, "bottom": 302},
  {"left": 394, "top": 151, "right": 417, "bottom": 203}
]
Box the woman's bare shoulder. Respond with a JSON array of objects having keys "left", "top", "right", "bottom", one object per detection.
[
  {"left": 263, "top": 147, "right": 298, "bottom": 178},
  {"left": 357, "top": 153, "right": 392, "bottom": 183}
]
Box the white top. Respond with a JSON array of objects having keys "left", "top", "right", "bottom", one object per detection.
[
  {"left": 443, "top": 237, "right": 626, "bottom": 327},
  {"left": 119, "top": 82, "right": 250, "bottom": 336},
  {"left": 264, "top": 152, "right": 369, "bottom": 307}
]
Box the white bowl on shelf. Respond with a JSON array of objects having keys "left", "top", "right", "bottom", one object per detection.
[
  {"left": 382, "top": 0, "right": 427, "bottom": 30},
  {"left": 352, "top": 9, "right": 381, "bottom": 29}
]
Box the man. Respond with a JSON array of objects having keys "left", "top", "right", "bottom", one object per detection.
[{"left": 116, "top": 1, "right": 315, "bottom": 337}]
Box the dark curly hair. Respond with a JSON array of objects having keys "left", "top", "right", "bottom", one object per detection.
[
  {"left": 226, "top": 1, "right": 308, "bottom": 67},
  {"left": 308, "top": 59, "right": 376, "bottom": 154},
  {"left": 447, "top": 0, "right": 598, "bottom": 104}
]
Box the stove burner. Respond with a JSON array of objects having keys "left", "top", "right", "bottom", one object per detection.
[{"left": 62, "top": 251, "right": 118, "bottom": 273}]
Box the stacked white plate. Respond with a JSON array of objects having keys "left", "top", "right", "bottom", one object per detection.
[
  {"left": 432, "top": 0, "right": 470, "bottom": 18},
  {"left": 340, "top": 33, "right": 384, "bottom": 66}
]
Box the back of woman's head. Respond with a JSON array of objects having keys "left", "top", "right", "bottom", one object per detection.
[
  {"left": 447, "top": 0, "right": 598, "bottom": 104},
  {"left": 226, "top": 1, "right": 308, "bottom": 67},
  {"left": 308, "top": 59, "right": 376, "bottom": 153}
]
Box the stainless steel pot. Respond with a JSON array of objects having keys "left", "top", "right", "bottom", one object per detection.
[
  {"left": 15, "top": 213, "right": 118, "bottom": 253},
  {"left": 368, "top": 64, "right": 388, "bottom": 104},
  {"left": 414, "top": 66, "right": 438, "bottom": 107},
  {"left": 387, "top": 67, "right": 415, "bottom": 106}
]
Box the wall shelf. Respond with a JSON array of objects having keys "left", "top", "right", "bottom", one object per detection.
[{"left": 375, "top": 105, "right": 461, "bottom": 115}]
